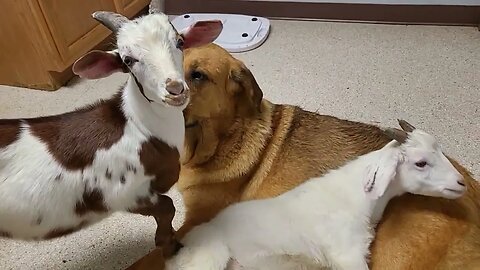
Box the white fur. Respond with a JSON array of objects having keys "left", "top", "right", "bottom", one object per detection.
[
  {"left": 0, "top": 12, "right": 186, "bottom": 239},
  {"left": 117, "top": 14, "right": 188, "bottom": 106},
  {"left": 166, "top": 130, "right": 465, "bottom": 270}
]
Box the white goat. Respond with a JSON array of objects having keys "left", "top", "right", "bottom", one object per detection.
[
  {"left": 166, "top": 120, "right": 466, "bottom": 270},
  {"left": 0, "top": 0, "right": 221, "bottom": 257}
]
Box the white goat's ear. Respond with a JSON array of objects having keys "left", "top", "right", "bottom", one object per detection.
[
  {"left": 180, "top": 20, "right": 223, "bottom": 49},
  {"left": 73, "top": 50, "right": 126, "bottom": 79},
  {"left": 363, "top": 145, "right": 400, "bottom": 200}
]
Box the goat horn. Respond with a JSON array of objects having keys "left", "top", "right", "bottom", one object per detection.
[
  {"left": 397, "top": 119, "right": 416, "bottom": 132},
  {"left": 149, "top": 0, "right": 164, "bottom": 14},
  {"left": 384, "top": 128, "right": 409, "bottom": 144},
  {"left": 92, "top": 11, "right": 129, "bottom": 33}
]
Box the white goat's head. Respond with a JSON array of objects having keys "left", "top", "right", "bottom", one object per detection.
[
  {"left": 363, "top": 120, "right": 465, "bottom": 200},
  {"left": 73, "top": 0, "right": 222, "bottom": 109}
]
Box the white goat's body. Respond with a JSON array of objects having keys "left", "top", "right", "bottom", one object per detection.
[
  {"left": 168, "top": 149, "right": 385, "bottom": 270},
  {"left": 167, "top": 128, "right": 465, "bottom": 270},
  {"left": 0, "top": 78, "right": 184, "bottom": 239}
]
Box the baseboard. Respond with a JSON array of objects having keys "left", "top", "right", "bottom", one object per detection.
[{"left": 165, "top": 0, "right": 480, "bottom": 26}]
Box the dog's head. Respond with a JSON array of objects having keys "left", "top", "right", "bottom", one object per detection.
[{"left": 182, "top": 44, "right": 263, "bottom": 164}]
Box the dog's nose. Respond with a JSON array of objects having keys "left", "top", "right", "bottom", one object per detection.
[{"left": 166, "top": 78, "right": 184, "bottom": 95}]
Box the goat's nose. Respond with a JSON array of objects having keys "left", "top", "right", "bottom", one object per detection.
[
  {"left": 457, "top": 180, "right": 465, "bottom": 187},
  {"left": 165, "top": 78, "right": 184, "bottom": 95}
]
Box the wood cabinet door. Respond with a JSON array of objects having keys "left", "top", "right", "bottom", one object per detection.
[
  {"left": 114, "top": 0, "right": 149, "bottom": 18},
  {"left": 36, "top": 0, "right": 117, "bottom": 68}
]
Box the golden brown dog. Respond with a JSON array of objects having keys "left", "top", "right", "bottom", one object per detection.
[{"left": 127, "top": 44, "right": 480, "bottom": 270}]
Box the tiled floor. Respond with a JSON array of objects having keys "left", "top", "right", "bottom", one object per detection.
[{"left": 0, "top": 19, "right": 479, "bottom": 270}]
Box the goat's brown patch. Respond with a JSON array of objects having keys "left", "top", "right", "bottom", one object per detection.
[
  {"left": 75, "top": 188, "right": 108, "bottom": 216},
  {"left": 0, "top": 119, "right": 21, "bottom": 148},
  {"left": 44, "top": 221, "right": 88, "bottom": 239},
  {"left": 129, "top": 195, "right": 180, "bottom": 256},
  {"left": 139, "top": 138, "right": 180, "bottom": 194},
  {"left": 29, "top": 93, "right": 127, "bottom": 170},
  {"left": 0, "top": 230, "right": 12, "bottom": 238}
]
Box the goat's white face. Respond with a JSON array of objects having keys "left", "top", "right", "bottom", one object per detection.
[
  {"left": 364, "top": 121, "right": 466, "bottom": 201},
  {"left": 72, "top": 3, "right": 223, "bottom": 110},
  {"left": 397, "top": 130, "right": 465, "bottom": 199},
  {"left": 117, "top": 14, "right": 187, "bottom": 108}
]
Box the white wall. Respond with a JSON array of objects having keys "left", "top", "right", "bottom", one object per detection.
[{"left": 251, "top": 0, "right": 480, "bottom": 5}]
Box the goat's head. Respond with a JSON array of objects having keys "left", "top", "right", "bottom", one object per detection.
[
  {"left": 363, "top": 119, "right": 465, "bottom": 200},
  {"left": 73, "top": 0, "right": 223, "bottom": 109}
]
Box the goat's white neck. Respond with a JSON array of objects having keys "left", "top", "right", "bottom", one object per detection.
[
  {"left": 340, "top": 149, "right": 405, "bottom": 225},
  {"left": 121, "top": 76, "right": 185, "bottom": 152},
  {"left": 369, "top": 181, "right": 404, "bottom": 225},
  {"left": 300, "top": 148, "right": 405, "bottom": 226}
]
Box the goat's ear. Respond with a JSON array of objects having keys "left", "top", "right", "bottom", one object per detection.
[
  {"left": 228, "top": 61, "right": 264, "bottom": 116},
  {"left": 73, "top": 50, "right": 126, "bottom": 79},
  {"left": 363, "top": 143, "right": 400, "bottom": 200},
  {"left": 180, "top": 20, "right": 223, "bottom": 49}
]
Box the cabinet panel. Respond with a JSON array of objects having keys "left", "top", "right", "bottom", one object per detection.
[
  {"left": 37, "top": 0, "right": 116, "bottom": 65},
  {"left": 114, "top": 0, "right": 150, "bottom": 18},
  {"left": 0, "top": 1, "right": 54, "bottom": 89}
]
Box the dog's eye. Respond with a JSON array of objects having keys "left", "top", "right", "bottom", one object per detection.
[
  {"left": 123, "top": 56, "right": 137, "bottom": 67},
  {"left": 191, "top": 71, "right": 206, "bottom": 81},
  {"left": 415, "top": 161, "right": 427, "bottom": 168}
]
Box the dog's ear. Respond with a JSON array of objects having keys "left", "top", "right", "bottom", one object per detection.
[{"left": 228, "top": 61, "right": 263, "bottom": 116}]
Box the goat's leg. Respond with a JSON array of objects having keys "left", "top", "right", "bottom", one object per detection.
[
  {"left": 152, "top": 196, "right": 183, "bottom": 257},
  {"left": 130, "top": 195, "right": 182, "bottom": 258}
]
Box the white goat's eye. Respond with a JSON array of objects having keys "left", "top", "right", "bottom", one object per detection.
[
  {"left": 123, "top": 56, "right": 138, "bottom": 67},
  {"left": 415, "top": 161, "right": 427, "bottom": 168}
]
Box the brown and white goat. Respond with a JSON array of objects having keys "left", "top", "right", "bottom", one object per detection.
[{"left": 0, "top": 0, "right": 222, "bottom": 257}]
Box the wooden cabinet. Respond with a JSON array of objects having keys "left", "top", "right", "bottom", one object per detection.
[
  {"left": 0, "top": 0, "right": 149, "bottom": 91},
  {"left": 115, "top": 0, "right": 150, "bottom": 18}
]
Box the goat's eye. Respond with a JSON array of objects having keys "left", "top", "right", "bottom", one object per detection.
[
  {"left": 415, "top": 161, "right": 427, "bottom": 168},
  {"left": 191, "top": 71, "right": 206, "bottom": 81},
  {"left": 123, "top": 56, "right": 137, "bottom": 67},
  {"left": 176, "top": 38, "right": 185, "bottom": 49}
]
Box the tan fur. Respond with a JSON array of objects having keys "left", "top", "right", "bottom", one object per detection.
[
  {"left": 127, "top": 44, "right": 480, "bottom": 270},
  {"left": 127, "top": 248, "right": 165, "bottom": 270}
]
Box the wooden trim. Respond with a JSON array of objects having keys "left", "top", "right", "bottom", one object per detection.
[{"left": 165, "top": 0, "right": 480, "bottom": 26}]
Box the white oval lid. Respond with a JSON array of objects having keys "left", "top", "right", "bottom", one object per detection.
[{"left": 171, "top": 13, "right": 271, "bottom": 53}]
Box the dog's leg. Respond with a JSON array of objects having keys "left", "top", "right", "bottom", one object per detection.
[
  {"left": 178, "top": 185, "right": 238, "bottom": 239},
  {"left": 130, "top": 195, "right": 182, "bottom": 258},
  {"left": 125, "top": 248, "right": 166, "bottom": 270}
]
